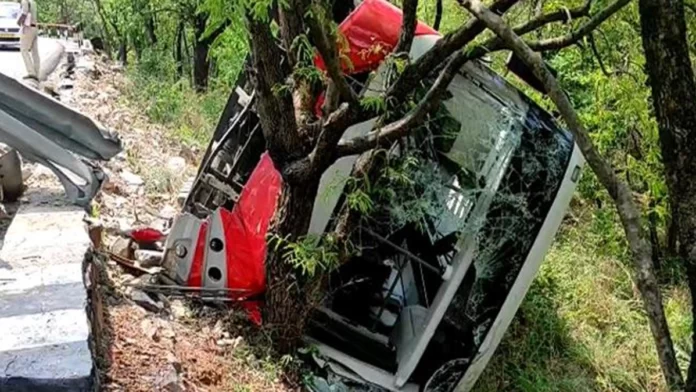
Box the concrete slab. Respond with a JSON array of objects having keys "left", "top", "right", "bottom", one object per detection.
[{"left": 0, "top": 198, "right": 93, "bottom": 391}]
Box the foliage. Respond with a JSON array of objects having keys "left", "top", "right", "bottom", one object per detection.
[{"left": 270, "top": 234, "right": 342, "bottom": 277}]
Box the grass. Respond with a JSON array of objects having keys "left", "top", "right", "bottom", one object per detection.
[
  {"left": 475, "top": 201, "right": 693, "bottom": 392},
  {"left": 120, "top": 55, "right": 231, "bottom": 150}
]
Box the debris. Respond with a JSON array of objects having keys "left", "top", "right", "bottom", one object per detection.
[
  {"left": 129, "top": 288, "right": 164, "bottom": 313},
  {"left": 135, "top": 250, "right": 164, "bottom": 268},
  {"left": 109, "top": 252, "right": 153, "bottom": 275},
  {"left": 129, "top": 227, "right": 166, "bottom": 245}
]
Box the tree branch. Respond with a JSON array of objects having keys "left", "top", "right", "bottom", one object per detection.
[
  {"left": 515, "top": 0, "right": 592, "bottom": 35},
  {"left": 524, "top": 0, "right": 631, "bottom": 51},
  {"left": 247, "top": 13, "right": 304, "bottom": 168},
  {"left": 279, "top": 0, "right": 305, "bottom": 67},
  {"left": 434, "top": 0, "right": 444, "bottom": 31},
  {"left": 306, "top": 2, "right": 357, "bottom": 105},
  {"left": 589, "top": 32, "right": 612, "bottom": 76},
  {"left": 457, "top": 0, "right": 623, "bottom": 63},
  {"left": 387, "top": 0, "right": 518, "bottom": 103},
  {"left": 336, "top": 53, "right": 466, "bottom": 157},
  {"left": 457, "top": 0, "right": 685, "bottom": 389},
  {"left": 394, "top": 0, "right": 419, "bottom": 54},
  {"left": 200, "top": 19, "right": 230, "bottom": 45}
]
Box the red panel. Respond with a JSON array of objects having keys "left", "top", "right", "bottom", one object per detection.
[
  {"left": 187, "top": 221, "right": 208, "bottom": 288},
  {"left": 129, "top": 227, "right": 165, "bottom": 244},
  {"left": 220, "top": 152, "right": 282, "bottom": 300},
  {"left": 315, "top": 0, "right": 439, "bottom": 75}
]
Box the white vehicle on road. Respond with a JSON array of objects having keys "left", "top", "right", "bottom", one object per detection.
[{"left": 0, "top": 2, "right": 21, "bottom": 49}]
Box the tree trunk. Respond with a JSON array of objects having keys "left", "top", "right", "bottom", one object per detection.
[
  {"left": 263, "top": 180, "right": 323, "bottom": 352},
  {"left": 434, "top": 0, "right": 443, "bottom": 31},
  {"left": 639, "top": 0, "right": 696, "bottom": 389},
  {"left": 175, "top": 21, "right": 184, "bottom": 79},
  {"left": 668, "top": 206, "right": 679, "bottom": 257},
  {"left": 192, "top": 14, "right": 210, "bottom": 92},
  {"left": 193, "top": 41, "right": 210, "bottom": 92},
  {"left": 118, "top": 39, "right": 127, "bottom": 65},
  {"left": 145, "top": 13, "right": 157, "bottom": 45}
]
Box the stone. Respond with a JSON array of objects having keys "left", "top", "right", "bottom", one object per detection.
[
  {"left": 110, "top": 237, "right": 134, "bottom": 260},
  {"left": 157, "top": 365, "right": 184, "bottom": 392},
  {"left": 166, "top": 157, "right": 187, "bottom": 176},
  {"left": 170, "top": 300, "right": 191, "bottom": 320},
  {"left": 166, "top": 351, "right": 182, "bottom": 373}
]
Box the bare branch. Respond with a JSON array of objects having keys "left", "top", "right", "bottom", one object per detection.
[
  {"left": 458, "top": 0, "right": 685, "bottom": 389},
  {"left": 336, "top": 53, "right": 466, "bottom": 157},
  {"left": 525, "top": 0, "right": 631, "bottom": 51},
  {"left": 589, "top": 32, "right": 612, "bottom": 76},
  {"left": 394, "top": 0, "right": 419, "bottom": 54},
  {"left": 515, "top": 0, "right": 592, "bottom": 35},
  {"left": 434, "top": 0, "right": 444, "bottom": 31},
  {"left": 459, "top": 0, "right": 623, "bottom": 61},
  {"left": 387, "top": 0, "right": 518, "bottom": 102},
  {"left": 306, "top": 2, "right": 357, "bottom": 105}
]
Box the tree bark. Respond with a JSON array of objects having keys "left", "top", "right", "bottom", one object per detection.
[
  {"left": 193, "top": 14, "right": 210, "bottom": 92},
  {"left": 458, "top": 0, "right": 685, "bottom": 389},
  {"left": 193, "top": 41, "right": 210, "bottom": 92},
  {"left": 144, "top": 10, "right": 157, "bottom": 45},
  {"left": 638, "top": 0, "right": 696, "bottom": 389},
  {"left": 434, "top": 0, "right": 443, "bottom": 31},
  {"left": 118, "top": 39, "right": 128, "bottom": 65},
  {"left": 263, "top": 180, "right": 324, "bottom": 351},
  {"left": 175, "top": 21, "right": 184, "bottom": 78},
  {"left": 192, "top": 14, "right": 229, "bottom": 92}
]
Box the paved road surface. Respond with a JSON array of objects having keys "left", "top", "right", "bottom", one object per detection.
[{"left": 0, "top": 38, "right": 61, "bottom": 79}]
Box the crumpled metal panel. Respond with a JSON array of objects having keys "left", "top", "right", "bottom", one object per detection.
[{"left": 0, "top": 72, "right": 122, "bottom": 205}]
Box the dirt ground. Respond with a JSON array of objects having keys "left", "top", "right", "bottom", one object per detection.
[{"left": 60, "top": 55, "right": 298, "bottom": 392}]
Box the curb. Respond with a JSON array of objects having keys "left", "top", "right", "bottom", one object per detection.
[{"left": 0, "top": 200, "right": 94, "bottom": 391}]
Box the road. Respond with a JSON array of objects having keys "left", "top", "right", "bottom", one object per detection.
[{"left": 0, "top": 38, "right": 61, "bottom": 79}]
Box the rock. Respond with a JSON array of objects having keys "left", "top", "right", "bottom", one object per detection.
[
  {"left": 166, "top": 157, "right": 187, "bottom": 180},
  {"left": 166, "top": 351, "right": 182, "bottom": 373},
  {"left": 140, "top": 319, "right": 158, "bottom": 340},
  {"left": 121, "top": 170, "right": 144, "bottom": 186},
  {"left": 110, "top": 237, "right": 134, "bottom": 259},
  {"left": 134, "top": 250, "right": 163, "bottom": 268},
  {"left": 129, "top": 288, "right": 163, "bottom": 313},
  {"left": 170, "top": 300, "right": 191, "bottom": 319},
  {"left": 157, "top": 365, "right": 184, "bottom": 392}
]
